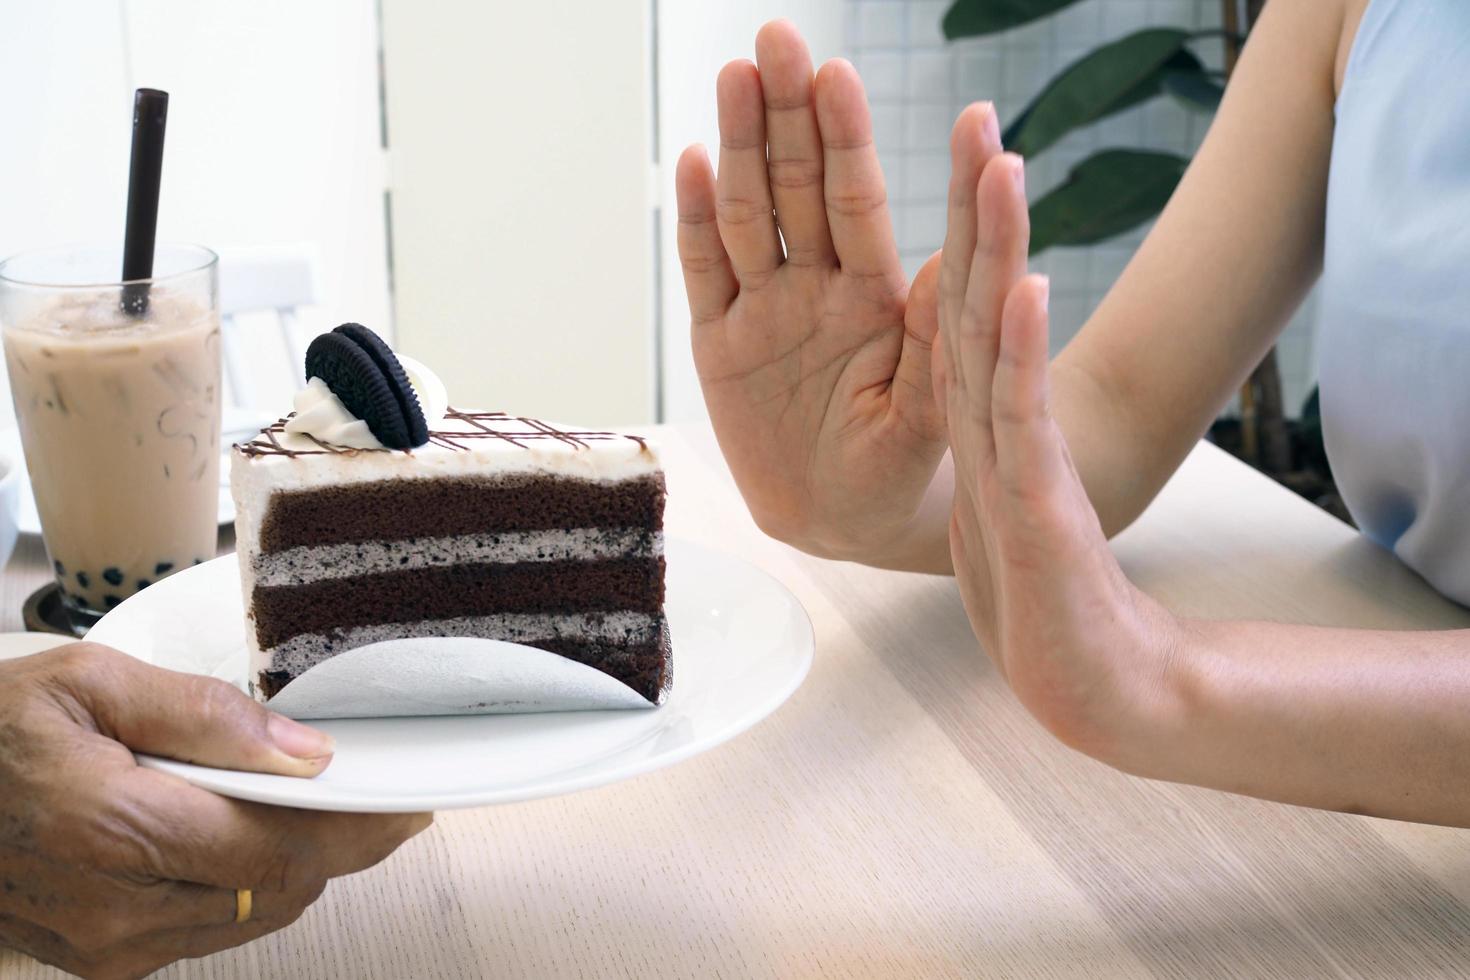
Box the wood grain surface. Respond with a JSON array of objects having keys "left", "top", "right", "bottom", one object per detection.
[{"left": 4, "top": 428, "right": 1470, "bottom": 979}]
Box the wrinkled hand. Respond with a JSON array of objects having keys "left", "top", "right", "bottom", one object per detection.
[
  {"left": 675, "top": 20, "right": 946, "bottom": 567},
  {"left": 936, "top": 108, "right": 1184, "bottom": 763},
  {"left": 0, "top": 643, "right": 431, "bottom": 979}
]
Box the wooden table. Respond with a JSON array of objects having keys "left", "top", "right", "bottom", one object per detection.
[{"left": 7, "top": 428, "right": 1470, "bottom": 978}]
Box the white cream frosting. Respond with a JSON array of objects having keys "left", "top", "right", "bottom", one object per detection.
[
  {"left": 284, "top": 350, "right": 451, "bottom": 450},
  {"left": 284, "top": 378, "right": 380, "bottom": 448},
  {"left": 397, "top": 352, "right": 448, "bottom": 426}
]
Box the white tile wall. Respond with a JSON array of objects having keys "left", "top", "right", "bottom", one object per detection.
[{"left": 845, "top": 0, "right": 1321, "bottom": 415}]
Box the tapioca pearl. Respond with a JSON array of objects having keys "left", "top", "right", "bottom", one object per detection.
[
  {"left": 155, "top": 561, "right": 174, "bottom": 575},
  {"left": 76, "top": 571, "right": 90, "bottom": 589},
  {"left": 104, "top": 595, "right": 122, "bottom": 608},
  {"left": 102, "top": 567, "right": 124, "bottom": 586},
  {"left": 194, "top": 557, "right": 204, "bottom": 565},
  {"left": 53, "top": 560, "right": 65, "bottom": 576},
  {"left": 136, "top": 579, "right": 151, "bottom": 590}
]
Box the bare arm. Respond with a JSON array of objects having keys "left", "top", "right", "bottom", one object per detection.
[
  {"left": 935, "top": 55, "right": 1470, "bottom": 827},
  {"left": 1055, "top": 0, "right": 1353, "bottom": 535},
  {"left": 1143, "top": 621, "right": 1470, "bottom": 825},
  {"left": 681, "top": 3, "right": 1360, "bottom": 575},
  {"left": 883, "top": 0, "right": 1359, "bottom": 573}
]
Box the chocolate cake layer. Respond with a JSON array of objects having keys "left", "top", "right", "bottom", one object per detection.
[
  {"left": 259, "top": 621, "right": 673, "bottom": 703},
  {"left": 253, "top": 527, "right": 662, "bottom": 587},
  {"left": 258, "top": 472, "right": 665, "bottom": 553},
  {"left": 251, "top": 556, "right": 666, "bottom": 651}
]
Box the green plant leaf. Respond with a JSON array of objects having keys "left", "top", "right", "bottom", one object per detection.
[
  {"left": 1161, "top": 53, "right": 1225, "bottom": 111},
  {"left": 1002, "top": 50, "right": 1215, "bottom": 150},
  {"left": 943, "top": 0, "right": 1087, "bottom": 38},
  {"left": 1028, "top": 150, "right": 1188, "bottom": 254},
  {"left": 1004, "top": 29, "right": 1190, "bottom": 158}
]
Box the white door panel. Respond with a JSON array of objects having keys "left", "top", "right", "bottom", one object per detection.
[{"left": 380, "top": 0, "right": 655, "bottom": 425}]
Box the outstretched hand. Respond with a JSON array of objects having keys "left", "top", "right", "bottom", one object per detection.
[
  {"left": 936, "top": 110, "right": 1185, "bottom": 763},
  {"left": 675, "top": 20, "right": 948, "bottom": 570}
]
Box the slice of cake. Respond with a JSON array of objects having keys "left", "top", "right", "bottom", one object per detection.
[{"left": 230, "top": 324, "right": 670, "bottom": 705}]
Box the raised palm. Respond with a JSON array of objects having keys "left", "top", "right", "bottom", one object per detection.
[{"left": 675, "top": 21, "right": 946, "bottom": 566}]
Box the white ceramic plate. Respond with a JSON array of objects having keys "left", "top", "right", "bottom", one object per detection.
[
  {"left": 0, "top": 409, "right": 271, "bottom": 535},
  {"left": 87, "top": 539, "right": 814, "bottom": 812}
]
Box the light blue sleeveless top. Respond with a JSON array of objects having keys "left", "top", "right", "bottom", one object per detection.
[{"left": 1319, "top": 0, "right": 1470, "bottom": 604}]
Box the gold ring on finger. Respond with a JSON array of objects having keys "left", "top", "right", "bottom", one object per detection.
[{"left": 234, "top": 888, "right": 253, "bottom": 924}]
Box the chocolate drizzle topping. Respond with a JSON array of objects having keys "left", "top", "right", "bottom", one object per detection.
[{"left": 236, "top": 408, "right": 649, "bottom": 459}]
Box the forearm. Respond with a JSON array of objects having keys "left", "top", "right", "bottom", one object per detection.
[{"left": 1128, "top": 619, "right": 1470, "bottom": 827}]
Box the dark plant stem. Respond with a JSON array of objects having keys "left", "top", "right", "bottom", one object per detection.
[
  {"left": 1220, "top": 0, "right": 1242, "bottom": 70},
  {"left": 1249, "top": 347, "right": 1293, "bottom": 473},
  {"left": 1220, "top": 0, "right": 1257, "bottom": 460}
]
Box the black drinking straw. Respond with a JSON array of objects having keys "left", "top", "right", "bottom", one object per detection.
[{"left": 121, "top": 88, "right": 169, "bottom": 317}]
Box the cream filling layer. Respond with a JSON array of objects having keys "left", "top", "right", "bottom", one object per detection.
[
  {"left": 262, "top": 611, "right": 663, "bottom": 675},
  {"left": 251, "top": 527, "right": 662, "bottom": 588}
]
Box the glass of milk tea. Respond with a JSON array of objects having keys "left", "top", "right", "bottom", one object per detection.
[{"left": 0, "top": 244, "right": 220, "bottom": 633}]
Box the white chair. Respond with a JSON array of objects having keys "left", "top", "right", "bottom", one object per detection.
[{"left": 216, "top": 243, "right": 320, "bottom": 437}]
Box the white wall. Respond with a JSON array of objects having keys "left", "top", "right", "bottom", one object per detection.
[
  {"left": 381, "top": 0, "right": 656, "bottom": 425},
  {"left": 849, "top": 0, "right": 1320, "bottom": 414},
  {"left": 0, "top": 0, "right": 391, "bottom": 419},
  {"left": 0, "top": 4, "right": 130, "bottom": 273}
]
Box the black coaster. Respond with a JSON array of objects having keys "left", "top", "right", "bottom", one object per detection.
[{"left": 23, "top": 583, "right": 93, "bottom": 637}]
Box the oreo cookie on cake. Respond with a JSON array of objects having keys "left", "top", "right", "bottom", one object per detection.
[
  {"left": 230, "top": 324, "right": 670, "bottom": 706},
  {"left": 303, "top": 324, "right": 429, "bottom": 449}
]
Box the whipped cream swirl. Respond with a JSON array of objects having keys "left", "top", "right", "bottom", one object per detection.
[{"left": 284, "top": 350, "right": 449, "bottom": 450}]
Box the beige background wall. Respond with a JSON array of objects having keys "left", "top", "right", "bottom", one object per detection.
[{"left": 380, "top": 0, "right": 656, "bottom": 426}]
